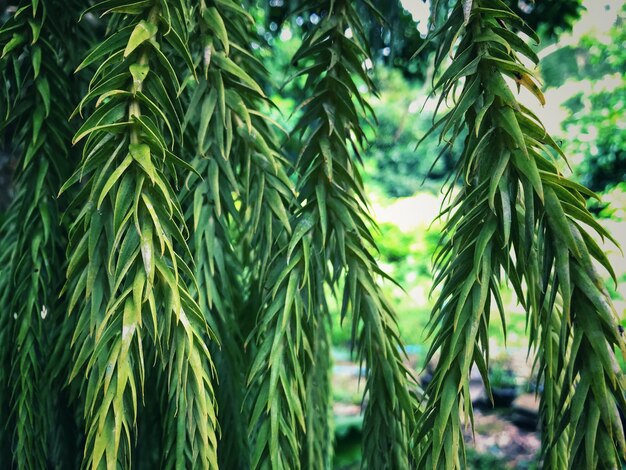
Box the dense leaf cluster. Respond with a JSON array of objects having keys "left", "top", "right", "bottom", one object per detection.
[
  {"left": 0, "top": 0, "right": 623, "bottom": 469},
  {"left": 415, "top": 1, "right": 626, "bottom": 468},
  {"left": 0, "top": 0, "right": 416, "bottom": 468}
]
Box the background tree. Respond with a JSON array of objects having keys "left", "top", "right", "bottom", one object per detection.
[
  {"left": 0, "top": 1, "right": 623, "bottom": 469},
  {"left": 561, "top": 4, "right": 626, "bottom": 193}
]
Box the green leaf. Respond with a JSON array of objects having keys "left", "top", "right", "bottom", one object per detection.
[
  {"left": 73, "top": 100, "right": 128, "bottom": 144},
  {"left": 35, "top": 76, "right": 50, "bottom": 117},
  {"left": 75, "top": 26, "right": 132, "bottom": 72},
  {"left": 203, "top": 7, "right": 229, "bottom": 54},
  {"left": 319, "top": 137, "right": 333, "bottom": 182},
  {"left": 287, "top": 213, "right": 315, "bottom": 261},
  {"left": 130, "top": 63, "right": 149, "bottom": 88},
  {"left": 209, "top": 159, "right": 221, "bottom": 217},
  {"left": 31, "top": 44, "right": 41, "bottom": 78},
  {"left": 124, "top": 20, "right": 157, "bottom": 58},
  {"left": 129, "top": 143, "right": 157, "bottom": 184},
  {"left": 544, "top": 188, "right": 580, "bottom": 258},
  {"left": 2, "top": 33, "right": 26, "bottom": 58},
  {"left": 512, "top": 150, "right": 543, "bottom": 201},
  {"left": 212, "top": 51, "right": 264, "bottom": 96},
  {"left": 162, "top": 18, "right": 196, "bottom": 77},
  {"left": 498, "top": 106, "right": 528, "bottom": 157},
  {"left": 266, "top": 189, "right": 291, "bottom": 234},
  {"left": 197, "top": 89, "right": 217, "bottom": 154},
  {"left": 97, "top": 154, "right": 133, "bottom": 209}
]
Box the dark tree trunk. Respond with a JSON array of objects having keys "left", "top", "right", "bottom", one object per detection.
[{"left": 0, "top": 150, "right": 14, "bottom": 213}]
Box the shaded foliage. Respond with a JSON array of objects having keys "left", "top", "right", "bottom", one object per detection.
[
  {"left": 0, "top": 0, "right": 622, "bottom": 469},
  {"left": 259, "top": 0, "right": 583, "bottom": 80}
]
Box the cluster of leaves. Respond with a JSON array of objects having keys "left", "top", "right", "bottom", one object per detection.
[
  {"left": 0, "top": 0, "right": 419, "bottom": 469},
  {"left": 0, "top": 1, "right": 87, "bottom": 466},
  {"left": 64, "top": 2, "right": 226, "bottom": 468},
  {"left": 242, "top": 0, "right": 422, "bottom": 467},
  {"left": 0, "top": 0, "right": 623, "bottom": 469},
  {"left": 285, "top": 1, "right": 421, "bottom": 467},
  {"left": 180, "top": 2, "right": 298, "bottom": 468},
  {"left": 260, "top": 0, "right": 583, "bottom": 80},
  {"left": 415, "top": 0, "right": 626, "bottom": 468}
]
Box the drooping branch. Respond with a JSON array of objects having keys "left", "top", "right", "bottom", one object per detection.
[
  {"left": 415, "top": 1, "right": 626, "bottom": 467},
  {"left": 286, "top": 1, "right": 421, "bottom": 468},
  {"left": 171, "top": 2, "right": 304, "bottom": 468},
  {"left": 63, "top": 2, "right": 218, "bottom": 467},
  {"left": 0, "top": 1, "right": 80, "bottom": 466}
]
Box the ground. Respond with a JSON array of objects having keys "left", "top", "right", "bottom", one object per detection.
[{"left": 332, "top": 350, "right": 541, "bottom": 469}]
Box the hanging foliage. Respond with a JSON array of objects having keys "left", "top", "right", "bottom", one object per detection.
[
  {"left": 415, "top": 0, "right": 626, "bottom": 468},
  {"left": 0, "top": 0, "right": 623, "bottom": 469}
]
